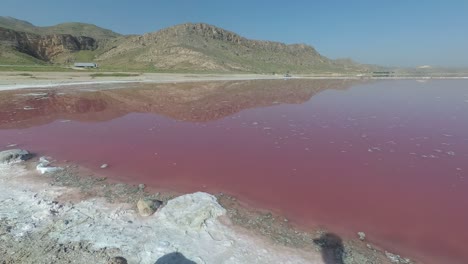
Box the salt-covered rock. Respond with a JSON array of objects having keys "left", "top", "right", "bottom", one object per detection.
[
  {"left": 39, "top": 156, "right": 51, "bottom": 166},
  {"left": 0, "top": 149, "right": 32, "bottom": 164},
  {"left": 385, "top": 251, "right": 412, "bottom": 263},
  {"left": 36, "top": 157, "right": 62, "bottom": 174},
  {"left": 137, "top": 198, "right": 162, "bottom": 216},
  {"left": 157, "top": 192, "right": 226, "bottom": 230},
  {"left": 358, "top": 232, "right": 366, "bottom": 241}
]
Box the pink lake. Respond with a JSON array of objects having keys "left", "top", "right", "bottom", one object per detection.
[{"left": 0, "top": 79, "right": 467, "bottom": 263}]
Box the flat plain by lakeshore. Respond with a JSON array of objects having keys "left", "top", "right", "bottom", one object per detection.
[
  {"left": 1, "top": 71, "right": 467, "bottom": 91},
  {"left": 0, "top": 72, "right": 277, "bottom": 91}
]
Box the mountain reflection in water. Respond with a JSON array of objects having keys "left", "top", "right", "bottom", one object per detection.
[{"left": 0, "top": 79, "right": 358, "bottom": 128}]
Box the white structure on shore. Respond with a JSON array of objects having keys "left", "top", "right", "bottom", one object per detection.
[{"left": 74, "top": 62, "right": 98, "bottom": 68}]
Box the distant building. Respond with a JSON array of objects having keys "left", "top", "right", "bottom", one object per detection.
[
  {"left": 372, "top": 71, "right": 394, "bottom": 77},
  {"left": 74, "top": 62, "right": 98, "bottom": 68}
]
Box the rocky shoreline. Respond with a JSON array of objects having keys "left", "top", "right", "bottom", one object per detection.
[{"left": 0, "top": 149, "right": 413, "bottom": 264}]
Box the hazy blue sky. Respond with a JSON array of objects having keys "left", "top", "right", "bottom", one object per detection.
[{"left": 2, "top": 0, "right": 467, "bottom": 67}]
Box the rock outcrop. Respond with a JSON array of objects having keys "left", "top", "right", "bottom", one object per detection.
[
  {"left": 157, "top": 192, "right": 226, "bottom": 230},
  {"left": 0, "top": 27, "right": 97, "bottom": 61},
  {"left": 137, "top": 198, "right": 163, "bottom": 216},
  {"left": 0, "top": 149, "right": 31, "bottom": 164},
  {"left": 36, "top": 156, "right": 63, "bottom": 174},
  {"left": 162, "top": 23, "right": 319, "bottom": 54}
]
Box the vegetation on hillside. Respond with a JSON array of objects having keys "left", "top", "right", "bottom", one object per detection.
[
  {"left": 1, "top": 17, "right": 375, "bottom": 74},
  {"left": 0, "top": 16, "right": 121, "bottom": 39}
]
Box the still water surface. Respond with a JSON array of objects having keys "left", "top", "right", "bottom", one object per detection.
[{"left": 0, "top": 79, "right": 467, "bottom": 263}]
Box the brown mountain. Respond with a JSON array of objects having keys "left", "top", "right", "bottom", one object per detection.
[
  {"left": 96, "top": 23, "right": 356, "bottom": 73},
  {"left": 0, "top": 16, "right": 121, "bottom": 39},
  {"left": 0, "top": 17, "right": 373, "bottom": 73}
]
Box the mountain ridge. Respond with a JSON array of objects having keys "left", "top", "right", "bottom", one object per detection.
[
  {"left": 0, "top": 16, "right": 372, "bottom": 73},
  {"left": 0, "top": 16, "right": 121, "bottom": 39}
]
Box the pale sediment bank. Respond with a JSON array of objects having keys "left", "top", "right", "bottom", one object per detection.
[
  {"left": 0, "top": 72, "right": 284, "bottom": 91},
  {"left": 0, "top": 161, "right": 320, "bottom": 264},
  {"left": 2, "top": 71, "right": 466, "bottom": 91},
  {"left": 0, "top": 151, "right": 411, "bottom": 264}
]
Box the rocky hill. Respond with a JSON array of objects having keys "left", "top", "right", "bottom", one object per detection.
[
  {"left": 0, "top": 16, "right": 121, "bottom": 39},
  {"left": 97, "top": 23, "right": 353, "bottom": 73},
  {"left": 0, "top": 27, "right": 97, "bottom": 61},
  {"left": 0, "top": 17, "right": 372, "bottom": 73}
]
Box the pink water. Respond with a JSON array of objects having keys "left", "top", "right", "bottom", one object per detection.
[{"left": 1, "top": 79, "right": 467, "bottom": 263}]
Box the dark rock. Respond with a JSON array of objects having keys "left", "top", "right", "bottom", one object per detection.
[
  {"left": 108, "top": 256, "right": 128, "bottom": 264},
  {"left": 0, "top": 149, "right": 32, "bottom": 163}
]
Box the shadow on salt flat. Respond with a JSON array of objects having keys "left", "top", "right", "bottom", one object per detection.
[{"left": 313, "top": 233, "right": 345, "bottom": 264}]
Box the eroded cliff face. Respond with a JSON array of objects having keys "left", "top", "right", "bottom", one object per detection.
[{"left": 0, "top": 27, "right": 97, "bottom": 61}]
